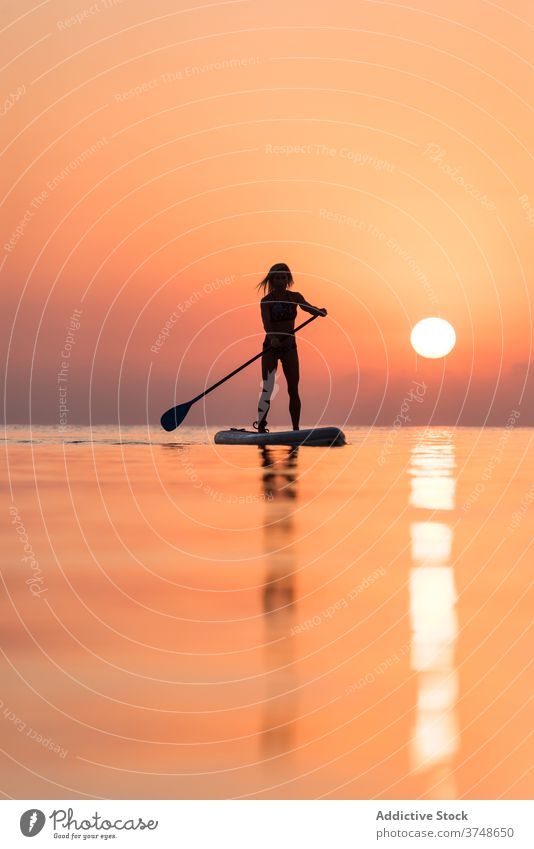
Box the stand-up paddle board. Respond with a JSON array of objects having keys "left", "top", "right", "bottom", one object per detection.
[{"left": 214, "top": 427, "right": 345, "bottom": 446}]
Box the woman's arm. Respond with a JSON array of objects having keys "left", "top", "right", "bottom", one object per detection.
[{"left": 294, "top": 292, "right": 327, "bottom": 317}]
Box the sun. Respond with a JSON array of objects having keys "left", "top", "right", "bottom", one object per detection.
[{"left": 411, "top": 317, "right": 456, "bottom": 359}]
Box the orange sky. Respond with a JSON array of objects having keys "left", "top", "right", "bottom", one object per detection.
[{"left": 1, "top": 0, "right": 533, "bottom": 425}]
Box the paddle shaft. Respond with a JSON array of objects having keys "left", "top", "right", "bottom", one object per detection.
[{"left": 189, "top": 313, "right": 320, "bottom": 405}]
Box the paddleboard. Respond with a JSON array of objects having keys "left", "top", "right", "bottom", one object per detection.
[{"left": 214, "top": 427, "right": 346, "bottom": 446}]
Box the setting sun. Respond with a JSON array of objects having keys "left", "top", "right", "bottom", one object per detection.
[{"left": 411, "top": 317, "right": 457, "bottom": 359}]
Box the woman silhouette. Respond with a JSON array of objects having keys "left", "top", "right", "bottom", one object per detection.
[{"left": 254, "top": 263, "right": 327, "bottom": 432}]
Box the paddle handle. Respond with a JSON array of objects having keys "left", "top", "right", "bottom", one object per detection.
[{"left": 190, "top": 313, "right": 320, "bottom": 404}]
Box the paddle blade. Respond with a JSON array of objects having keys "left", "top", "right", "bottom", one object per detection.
[{"left": 160, "top": 401, "right": 193, "bottom": 431}]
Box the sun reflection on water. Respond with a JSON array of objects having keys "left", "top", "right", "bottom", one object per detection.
[{"left": 409, "top": 431, "right": 459, "bottom": 799}]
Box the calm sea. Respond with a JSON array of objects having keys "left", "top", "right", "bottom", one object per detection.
[{"left": 2, "top": 425, "right": 532, "bottom": 799}]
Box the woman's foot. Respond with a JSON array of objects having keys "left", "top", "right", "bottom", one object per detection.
[{"left": 253, "top": 420, "right": 269, "bottom": 433}]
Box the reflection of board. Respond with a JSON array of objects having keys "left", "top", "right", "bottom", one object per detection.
[{"left": 214, "top": 427, "right": 346, "bottom": 446}]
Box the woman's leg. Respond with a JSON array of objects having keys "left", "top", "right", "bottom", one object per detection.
[
  {"left": 257, "top": 348, "right": 278, "bottom": 429},
  {"left": 281, "top": 347, "right": 301, "bottom": 430}
]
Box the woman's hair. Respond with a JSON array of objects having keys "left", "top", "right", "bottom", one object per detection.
[{"left": 256, "top": 262, "right": 294, "bottom": 294}]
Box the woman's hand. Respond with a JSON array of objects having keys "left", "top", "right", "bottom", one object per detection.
[{"left": 318, "top": 307, "right": 327, "bottom": 317}]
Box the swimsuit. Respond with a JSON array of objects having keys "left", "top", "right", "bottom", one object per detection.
[
  {"left": 264, "top": 296, "right": 298, "bottom": 353},
  {"left": 269, "top": 300, "right": 298, "bottom": 323}
]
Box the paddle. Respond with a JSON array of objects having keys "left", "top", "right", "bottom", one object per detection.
[{"left": 160, "top": 313, "right": 321, "bottom": 431}]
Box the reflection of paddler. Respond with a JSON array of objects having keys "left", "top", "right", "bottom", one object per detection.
[
  {"left": 260, "top": 446, "right": 299, "bottom": 756},
  {"left": 261, "top": 446, "right": 298, "bottom": 611}
]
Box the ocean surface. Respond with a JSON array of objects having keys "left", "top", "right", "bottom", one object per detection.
[{"left": 1, "top": 425, "right": 532, "bottom": 799}]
